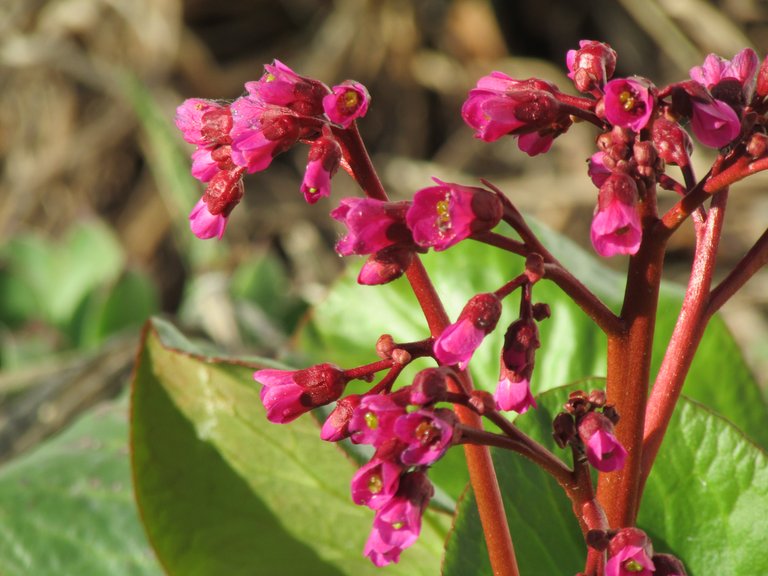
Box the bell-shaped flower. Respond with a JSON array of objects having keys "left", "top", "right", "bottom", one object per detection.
[
  {"left": 349, "top": 394, "right": 407, "bottom": 447},
  {"left": 230, "top": 97, "right": 301, "bottom": 173},
  {"left": 351, "top": 457, "right": 403, "bottom": 510},
  {"left": 254, "top": 363, "right": 348, "bottom": 424},
  {"left": 434, "top": 293, "right": 502, "bottom": 370},
  {"left": 566, "top": 40, "right": 617, "bottom": 93},
  {"left": 406, "top": 179, "right": 502, "bottom": 251},
  {"left": 190, "top": 147, "right": 219, "bottom": 182},
  {"left": 495, "top": 319, "right": 539, "bottom": 414},
  {"left": 690, "top": 98, "right": 741, "bottom": 148},
  {"left": 603, "top": 77, "right": 655, "bottom": 132},
  {"left": 189, "top": 198, "right": 229, "bottom": 240},
  {"left": 357, "top": 246, "right": 414, "bottom": 286},
  {"left": 587, "top": 151, "right": 611, "bottom": 188},
  {"left": 245, "top": 59, "right": 329, "bottom": 117},
  {"left": 331, "top": 198, "right": 413, "bottom": 256},
  {"left": 394, "top": 408, "right": 455, "bottom": 466},
  {"left": 363, "top": 471, "right": 433, "bottom": 567},
  {"left": 301, "top": 129, "right": 342, "bottom": 204},
  {"left": 606, "top": 527, "right": 655, "bottom": 576},
  {"left": 323, "top": 80, "right": 371, "bottom": 128},
  {"left": 321, "top": 394, "right": 361, "bottom": 442},
  {"left": 590, "top": 173, "right": 642, "bottom": 257},
  {"left": 578, "top": 411, "right": 628, "bottom": 472}
]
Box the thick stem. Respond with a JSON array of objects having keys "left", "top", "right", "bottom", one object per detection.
[
  {"left": 640, "top": 191, "right": 727, "bottom": 495},
  {"left": 598, "top": 221, "right": 666, "bottom": 529},
  {"left": 335, "top": 124, "right": 519, "bottom": 576}
]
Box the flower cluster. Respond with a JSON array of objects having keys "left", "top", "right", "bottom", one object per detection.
[
  {"left": 175, "top": 60, "right": 370, "bottom": 239},
  {"left": 463, "top": 41, "right": 768, "bottom": 259}
]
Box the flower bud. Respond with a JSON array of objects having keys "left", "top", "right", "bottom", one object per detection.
[
  {"left": 566, "top": 40, "right": 617, "bottom": 92},
  {"left": 433, "top": 293, "right": 503, "bottom": 370},
  {"left": 652, "top": 553, "right": 688, "bottom": 576},
  {"left": 321, "top": 394, "right": 362, "bottom": 441},
  {"left": 495, "top": 318, "right": 539, "bottom": 414},
  {"left": 410, "top": 368, "right": 450, "bottom": 405},
  {"left": 578, "top": 411, "right": 628, "bottom": 472},
  {"left": 652, "top": 116, "right": 693, "bottom": 166},
  {"left": 358, "top": 246, "right": 414, "bottom": 286},
  {"left": 591, "top": 173, "right": 642, "bottom": 258}
]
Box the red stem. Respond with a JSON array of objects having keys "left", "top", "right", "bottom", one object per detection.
[{"left": 334, "top": 124, "right": 519, "bottom": 575}]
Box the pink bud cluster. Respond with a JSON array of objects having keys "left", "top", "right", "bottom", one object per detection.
[{"left": 175, "top": 60, "right": 370, "bottom": 239}]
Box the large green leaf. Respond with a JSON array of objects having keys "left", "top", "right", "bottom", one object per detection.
[
  {"left": 444, "top": 385, "right": 768, "bottom": 575},
  {"left": 131, "top": 318, "right": 449, "bottom": 576},
  {"left": 0, "top": 398, "right": 163, "bottom": 576}
]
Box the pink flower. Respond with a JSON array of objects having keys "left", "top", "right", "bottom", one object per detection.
[
  {"left": 323, "top": 80, "right": 371, "bottom": 128},
  {"left": 517, "top": 131, "right": 555, "bottom": 156},
  {"left": 254, "top": 364, "right": 348, "bottom": 424},
  {"left": 349, "top": 394, "right": 406, "bottom": 446},
  {"left": 331, "top": 198, "right": 412, "bottom": 256},
  {"left": 587, "top": 151, "right": 611, "bottom": 187},
  {"left": 495, "top": 318, "right": 539, "bottom": 413},
  {"left": 175, "top": 99, "right": 230, "bottom": 147},
  {"left": 408, "top": 368, "right": 450, "bottom": 405},
  {"left": 434, "top": 293, "right": 502, "bottom": 370},
  {"left": 578, "top": 412, "right": 628, "bottom": 472},
  {"left": 566, "top": 40, "right": 617, "bottom": 93},
  {"left": 690, "top": 99, "right": 741, "bottom": 148},
  {"left": 603, "top": 77, "right": 655, "bottom": 132},
  {"left": 357, "top": 246, "right": 414, "bottom": 286},
  {"left": 189, "top": 198, "right": 229, "bottom": 240},
  {"left": 406, "top": 179, "right": 502, "bottom": 251},
  {"left": 590, "top": 173, "right": 642, "bottom": 257},
  {"left": 191, "top": 147, "right": 219, "bottom": 182},
  {"left": 363, "top": 471, "right": 433, "bottom": 567},
  {"left": 230, "top": 97, "right": 301, "bottom": 173},
  {"left": 394, "top": 408, "right": 455, "bottom": 466},
  {"left": 321, "top": 395, "right": 361, "bottom": 442},
  {"left": 690, "top": 48, "right": 758, "bottom": 97},
  {"left": 300, "top": 129, "right": 341, "bottom": 204},
  {"left": 606, "top": 528, "right": 655, "bottom": 576},
  {"left": 351, "top": 458, "right": 402, "bottom": 510},
  {"left": 245, "top": 59, "right": 329, "bottom": 117}
]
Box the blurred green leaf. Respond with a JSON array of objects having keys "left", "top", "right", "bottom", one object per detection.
[
  {"left": 131, "top": 318, "right": 449, "bottom": 576},
  {"left": 0, "top": 398, "right": 163, "bottom": 576}
]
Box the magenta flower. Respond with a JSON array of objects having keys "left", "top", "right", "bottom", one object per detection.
[
  {"left": 578, "top": 412, "right": 628, "bottom": 472},
  {"left": 357, "top": 246, "right": 414, "bottom": 286},
  {"left": 606, "top": 528, "right": 655, "bottom": 576},
  {"left": 566, "top": 40, "right": 617, "bottom": 92},
  {"left": 175, "top": 99, "right": 230, "bottom": 147},
  {"left": 301, "top": 130, "right": 342, "bottom": 204},
  {"left": 245, "top": 59, "right": 329, "bottom": 116},
  {"left": 690, "top": 99, "right": 741, "bottom": 148},
  {"left": 323, "top": 80, "right": 371, "bottom": 128},
  {"left": 321, "top": 395, "right": 361, "bottom": 442},
  {"left": 434, "top": 293, "right": 502, "bottom": 370},
  {"left": 517, "top": 131, "right": 555, "bottom": 156},
  {"left": 331, "top": 198, "right": 412, "bottom": 256},
  {"left": 495, "top": 318, "right": 539, "bottom": 414},
  {"left": 409, "top": 368, "right": 450, "bottom": 406},
  {"left": 690, "top": 48, "right": 758, "bottom": 97},
  {"left": 603, "top": 77, "right": 654, "bottom": 132},
  {"left": 394, "top": 408, "right": 455, "bottom": 466},
  {"left": 587, "top": 151, "right": 611, "bottom": 187},
  {"left": 189, "top": 198, "right": 229, "bottom": 240},
  {"left": 406, "top": 179, "right": 502, "bottom": 251},
  {"left": 254, "top": 364, "right": 348, "bottom": 424},
  {"left": 349, "top": 394, "right": 406, "bottom": 446},
  {"left": 190, "top": 147, "right": 219, "bottom": 182},
  {"left": 590, "top": 173, "right": 642, "bottom": 257},
  {"left": 229, "top": 97, "right": 301, "bottom": 173},
  {"left": 363, "top": 471, "right": 433, "bottom": 567},
  {"left": 351, "top": 458, "right": 402, "bottom": 510}
]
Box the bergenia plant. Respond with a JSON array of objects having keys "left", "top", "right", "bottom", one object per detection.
[{"left": 132, "top": 41, "right": 768, "bottom": 575}]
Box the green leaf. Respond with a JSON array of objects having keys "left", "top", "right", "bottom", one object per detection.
[
  {"left": 444, "top": 385, "right": 768, "bottom": 575},
  {"left": 0, "top": 398, "right": 163, "bottom": 576},
  {"left": 131, "top": 318, "right": 449, "bottom": 576}
]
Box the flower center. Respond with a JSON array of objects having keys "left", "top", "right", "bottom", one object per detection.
[
  {"left": 415, "top": 420, "right": 438, "bottom": 446},
  {"left": 368, "top": 473, "right": 383, "bottom": 494},
  {"left": 264, "top": 72, "right": 276, "bottom": 83},
  {"left": 391, "top": 521, "right": 404, "bottom": 530},
  {"left": 619, "top": 90, "right": 637, "bottom": 112},
  {"left": 624, "top": 559, "right": 644, "bottom": 572},
  {"left": 435, "top": 197, "right": 452, "bottom": 233},
  {"left": 364, "top": 411, "right": 379, "bottom": 430},
  {"left": 342, "top": 90, "right": 360, "bottom": 111},
  {"left": 614, "top": 225, "right": 630, "bottom": 236}
]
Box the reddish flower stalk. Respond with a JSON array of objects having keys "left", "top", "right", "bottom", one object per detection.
[{"left": 333, "top": 123, "right": 520, "bottom": 576}]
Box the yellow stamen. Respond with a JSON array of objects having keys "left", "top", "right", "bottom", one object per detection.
[
  {"left": 392, "top": 521, "right": 404, "bottom": 530},
  {"left": 619, "top": 90, "right": 636, "bottom": 112},
  {"left": 343, "top": 91, "right": 359, "bottom": 110},
  {"left": 415, "top": 421, "right": 436, "bottom": 445},
  {"left": 364, "top": 411, "right": 379, "bottom": 430},
  {"left": 368, "top": 473, "right": 383, "bottom": 494},
  {"left": 624, "top": 559, "right": 644, "bottom": 572},
  {"left": 435, "top": 196, "right": 452, "bottom": 233}
]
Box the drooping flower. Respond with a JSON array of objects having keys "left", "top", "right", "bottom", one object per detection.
[
  {"left": 321, "top": 394, "right": 361, "bottom": 442},
  {"left": 587, "top": 151, "right": 611, "bottom": 188},
  {"left": 190, "top": 147, "right": 219, "bottom": 182},
  {"left": 603, "top": 77, "right": 655, "bottom": 132},
  {"left": 254, "top": 364, "right": 348, "bottom": 424},
  {"left": 578, "top": 411, "right": 628, "bottom": 472},
  {"left": 323, "top": 80, "right": 371, "bottom": 128},
  {"left": 189, "top": 198, "right": 229, "bottom": 240},
  {"left": 363, "top": 471, "right": 433, "bottom": 567},
  {"left": 606, "top": 528, "right": 655, "bottom": 576},
  {"left": 406, "top": 179, "right": 502, "bottom": 251},
  {"left": 357, "top": 246, "right": 415, "bottom": 286},
  {"left": 244, "top": 59, "right": 329, "bottom": 117},
  {"left": 566, "top": 40, "right": 617, "bottom": 93},
  {"left": 175, "top": 99, "right": 231, "bottom": 147},
  {"left": 495, "top": 319, "right": 539, "bottom": 414},
  {"left": 349, "top": 394, "right": 407, "bottom": 447},
  {"left": 433, "top": 293, "right": 503, "bottom": 370},
  {"left": 394, "top": 408, "right": 455, "bottom": 466},
  {"left": 690, "top": 98, "right": 741, "bottom": 148},
  {"left": 351, "top": 458, "right": 402, "bottom": 510},
  {"left": 188, "top": 166, "right": 245, "bottom": 240},
  {"left": 300, "top": 128, "right": 342, "bottom": 204},
  {"left": 590, "top": 173, "right": 642, "bottom": 257},
  {"left": 331, "top": 198, "right": 413, "bottom": 256}
]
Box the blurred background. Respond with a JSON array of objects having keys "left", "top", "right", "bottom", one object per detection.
[{"left": 1, "top": 0, "right": 766, "bottom": 491}]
